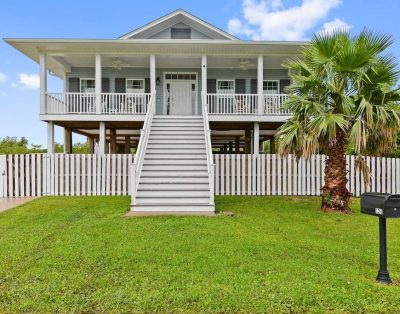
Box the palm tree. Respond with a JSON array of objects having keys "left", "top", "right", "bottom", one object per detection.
[{"left": 277, "top": 30, "right": 400, "bottom": 212}]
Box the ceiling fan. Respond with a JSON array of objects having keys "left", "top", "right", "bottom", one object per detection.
[
  {"left": 111, "top": 59, "right": 130, "bottom": 70},
  {"left": 238, "top": 59, "right": 256, "bottom": 71}
]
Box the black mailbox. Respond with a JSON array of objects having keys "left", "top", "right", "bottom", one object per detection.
[
  {"left": 361, "top": 192, "right": 400, "bottom": 284},
  {"left": 361, "top": 192, "right": 400, "bottom": 218}
]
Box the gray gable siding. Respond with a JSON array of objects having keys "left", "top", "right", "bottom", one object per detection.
[{"left": 148, "top": 22, "right": 212, "bottom": 40}]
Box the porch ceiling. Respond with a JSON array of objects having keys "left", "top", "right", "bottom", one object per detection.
[
  {"left": 48, "top": 54, "right": 288, "bottom": 70},
  {"left": 5, "top": 38, "right": 307, "bottom": 76}
]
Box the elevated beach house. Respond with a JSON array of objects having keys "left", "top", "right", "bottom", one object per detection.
[{"left": 5, "top": 9, "right": 306, "bottom": 214}]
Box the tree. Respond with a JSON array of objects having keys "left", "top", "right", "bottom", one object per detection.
[
  {"left": 0, "top": 137, "right": 45, "bottom": 154},
  {"left": 277, "top": 30, "right": 400, "bottom": 212}
]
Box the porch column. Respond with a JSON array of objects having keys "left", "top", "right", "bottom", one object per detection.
[
  {"left": 64, "top": 127, "right": 72, "bottom": 154},
  {"left": 235, "top": 136, "right": 241, "bottom": 153},
  {"left": 99, "top": 122, "right": 106, "bottom": 154},
  {"left": 253, "top": 122, "right": 260, "bottom": 155},
  {"left": 110, "top": 129, "right": 117, "bottom": 154},
  {"left": 47, "top": 121, "right": 54, "bottom": 154},
  {"left": 257, "top": 55, "right": 264, "bottom": 115},
  {"left": 201, "top": 55, "right": 207, "bottom": 115},
  {"left": 150, "top": 54, "right": 156, "bottom": 93},
  {"left": 124, "top": 136, "right": 131, "bottom": 154},
  {"left": 95, "top": 54, "right": 102, "bottom": 114},
  {"left": 88, "top": 137, "right": 95, "bottom": 154},
  {"left": 201, "top": 55, "right": 207, "bottom": 93},
  {"left": 39, "top": 53, "right": 47, "bottom": 114},
  {"left": 245, "top": 130, "right": 252, "bottom": 154}
]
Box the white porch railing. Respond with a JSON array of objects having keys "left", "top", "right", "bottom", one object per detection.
[
  {"left": 201, "top": 91, "right": 215, "bottom": 205},
  {"left": 46, "top": 93, "right": 96, "bottom": 114},
  {"left": 45, "top": 92, "right": 151, "bottom": 114},
  {"left": 207, "top": 93, "right": 258, "bottom": 114},
  {"left": 101, "top": 93, "right": 151, "bottom": 114},
  {"left": 130, "top": 92, "right": 156, "bottom": 202},
  {"left": 206, "top": 93, "right": 290, "bottom": 115},
  {"left": 264, "top": 94, "right": 290, "bottom": 115}
]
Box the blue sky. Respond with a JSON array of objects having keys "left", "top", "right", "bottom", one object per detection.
[{"left": 0, "top": 0, "right": 399, "bottom": 146}]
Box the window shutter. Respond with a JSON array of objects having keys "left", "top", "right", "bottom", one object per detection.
[
  {"left": 145, "top": 78, "right": 151, "bottom": 93},
  {"left": 207, "top": 79, "right": 216, "bottom": 93},
  {"left": 102, "top": 78, "right": 110, "bottom": 93},
  {"left": 115, "top": 78, "right": 126, "bottom": 93},
  {"left": 68, "top": 77, "right": 80, "bottom": 92},
  {"left": 280, "top": 79, "right": 291, "bottom": 94},
  {"left": 235, "top": 79, "right": 246, "bottom": 94},
  {"left": 250, "top": 79, "right": 257, "bottom": 94}
]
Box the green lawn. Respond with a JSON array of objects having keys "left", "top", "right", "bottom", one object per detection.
[{"left": 1, "top": 196, "right": 400, "bottom": 313}]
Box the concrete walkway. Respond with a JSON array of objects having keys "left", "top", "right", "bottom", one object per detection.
[{"left": 0, "top": 197, "right": 39, "bottom": 213}]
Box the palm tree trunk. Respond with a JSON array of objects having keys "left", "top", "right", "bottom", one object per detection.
[{"left": 321, "top": 129, "right": 352, "bottom": 212}]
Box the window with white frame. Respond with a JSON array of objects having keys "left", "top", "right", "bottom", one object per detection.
[
  {"left": 126, "top": 79, "right": 144, "bottom": 93},
  {"left": 217, "top": 80, "right": 235, "bottom": 94},
  {"left": 263, "top": 80, "right": 279, "bottom": 94},
  {"left": 80, "top": 78, "right": 95, "bottom": 93}
]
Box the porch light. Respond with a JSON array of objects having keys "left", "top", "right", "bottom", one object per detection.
[{"left": 156, "top": 77, "right": 161, "bottom": 85}]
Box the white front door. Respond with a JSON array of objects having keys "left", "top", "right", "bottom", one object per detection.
[{"left": 170, "top": 80, "right": 192, "bottom": 115}]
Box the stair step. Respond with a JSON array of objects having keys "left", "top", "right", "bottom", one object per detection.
[
  {"left": 153, "top": 116, "right": 202, "bottom": 119},
  {"left": 151, "top": 131, "right": 204, "bottom": 135},
  {"left": 141, "top": 171, "right": 208, "bottom": 177},
  {"left": 148, "top": 139, "right": 205, "bottom": 144},
  {"left": 130, "top": 204, "right": 214, "bottom": 213},
  {"left": 151, "top": 128, "right": 203, "bottom": 132},
  {"left": 140, "top": 177, "right": 209, "bottom": 183},
  {"left": 150, "top": 135, "right": 204, "bottom": 139},
  {"left": 146, "top": 148, "right": 206, "bottom": 154},
  {"left": 142, "top": 165, "right": 208, "bottom": 171},
  {"left": 138, "top": 183, "right": 209, "bottom": 190},
  {"left": 136, "top": 190, "right": 210, "bottom": 197},
  {"left": 144, "top": 159, "right": 207, "bottom": 165},
  {"left": 147, "top": 144, "right": 205, "bottom": 149},
  {"left": 152, "top": 122, "right": 203, "bottom": 126},
  {"left": 135, "top": 197, "right": 210, "bottom": 204},
  {"left": 145, "top": 154, "right": 207, "bottom": 160}
]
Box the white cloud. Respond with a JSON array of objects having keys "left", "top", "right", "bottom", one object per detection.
[
  {"left": 228, "top": 0, "right": 347, "bottom": 41},
  {"left": 0, "top": 72, "right": 6, "bottom": 83},
  {"left": 320, "top": 18, "right": 352, "bottom": 34},
  {"left": 17, "top": 73, "right": 40, "bottom": 89}
]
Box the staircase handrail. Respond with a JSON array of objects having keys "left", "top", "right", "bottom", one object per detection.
[
  {"left": 201, "top": 91, "right": 215, "bottom": 205},
  {"left": 131, "top": 91, "right": 156, "bottom": 200}
]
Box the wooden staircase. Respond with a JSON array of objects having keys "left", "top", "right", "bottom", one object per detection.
[{"left": 130, "top": 115, "right": 215, "bottom": 215}]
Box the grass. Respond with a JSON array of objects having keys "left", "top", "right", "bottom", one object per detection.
[{"left": 1, "top": 196, "right": 400, "bottom": 313}]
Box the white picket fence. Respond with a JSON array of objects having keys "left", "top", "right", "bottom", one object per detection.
[
  {"left": 0, "top": 153, "right": 399, "bottom": 198},
  {"left": 0, "top": 154, "right": 134, "bottom": 197},
  {"left": 214, "top": 154, "right": 400, "bottom": 196}
]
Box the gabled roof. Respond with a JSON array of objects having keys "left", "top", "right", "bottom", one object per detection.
[{"left": 119, "top": 9, "right": 238, "bottom": 40}]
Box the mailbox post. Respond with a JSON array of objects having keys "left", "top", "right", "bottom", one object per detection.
[
  {"left": 377, "top": 217, "right": 391, "bottom": 283},
  {"left": 361, "top": 192, "right": 400, "bottom": 284}
]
